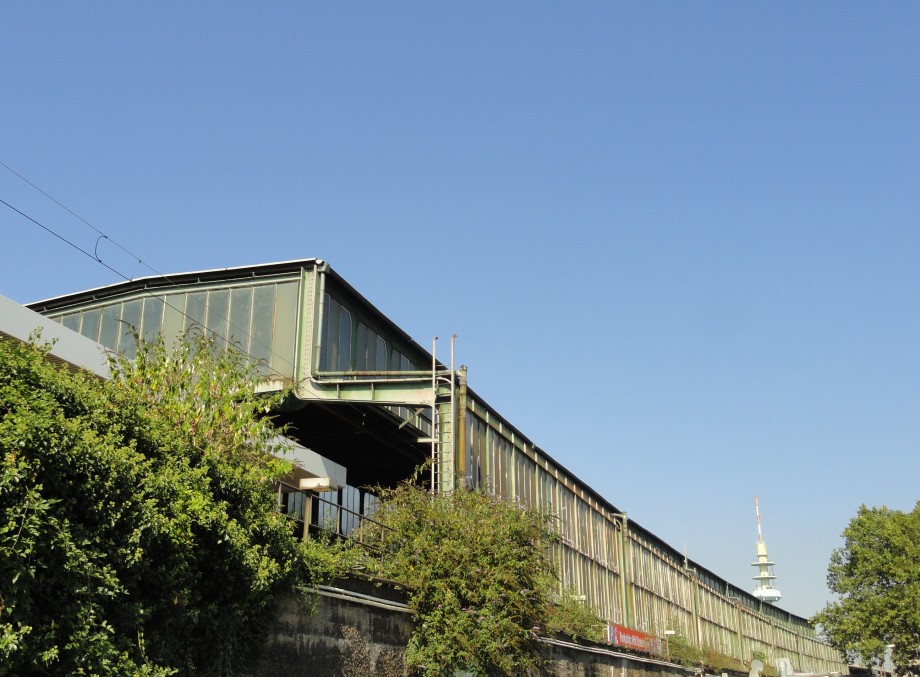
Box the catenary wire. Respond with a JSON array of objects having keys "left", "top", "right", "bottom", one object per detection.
[
  {"left": 0, "top": 195, "right": 297, "bottom": 374},
  {"left": 0, "top": 160, "right": 298, "bottom": 372},
  {"left": 0, "top": 159, "right": 136, "bottom": 260}
]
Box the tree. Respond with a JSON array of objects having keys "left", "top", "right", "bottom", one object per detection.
[
  {"left": 812, "top": 502, "right": 920, "bottom": 674},
  {"left": 0, "top": 334, "right": 338, "bottom": 676},
  {"left": 360, "top": 477, "right": 603, "bottom": 676},
  {"left": 364, "top": 480, "right": 555, "bottom": 676}
]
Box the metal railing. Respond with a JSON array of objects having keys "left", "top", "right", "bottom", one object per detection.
[{"left": 275, "top": 479, "right": 391, "bottom": 551}]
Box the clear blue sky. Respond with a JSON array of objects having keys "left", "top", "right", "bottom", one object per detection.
[{"left": 2, "top": 2, "right": 918, "bottom": 620}]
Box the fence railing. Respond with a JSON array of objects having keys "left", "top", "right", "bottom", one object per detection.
[{"left": 275, "top": 479, "right": 390, "bottom": 551}]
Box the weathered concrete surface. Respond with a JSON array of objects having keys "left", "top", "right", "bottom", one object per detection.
[
  {"left": 251, "top": 578, "right": 704, "bottom": 677},
  {"left": 252, "top": 577, "right": 413, "bottom": 677}
]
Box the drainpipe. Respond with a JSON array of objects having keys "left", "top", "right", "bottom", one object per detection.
[{"left": 312, "top": 267, "right": 327, "bottom": 375}]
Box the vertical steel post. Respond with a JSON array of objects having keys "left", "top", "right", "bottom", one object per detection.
[
  {"left": 735, "top": 601, "right": 745, "bottom": 662},
  {"left": 431, "top": 336, "right": 437, "bottom": 494},
  {"left": 449, "top": 334, "right": 456, "bottom": 489},
  {"left": 692, "top": 568, "right": 702, "bottom": 649},
  {"left": 618, "top": 513, "right": 632, "bottom": 628},
  {"left": 457, "top": 365, "right": 468, "bottom": 487},
  {"left": 303, "top": 493, "right": 313, "bottom": 541}
]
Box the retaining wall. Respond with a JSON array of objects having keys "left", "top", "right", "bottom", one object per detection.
[{"left": 251, "top": 578, "right": 712, "bottom": 677}]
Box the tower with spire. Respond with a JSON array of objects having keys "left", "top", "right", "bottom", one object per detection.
[{"left": 751, "top": 496, "right": 782, "bottom": 605}]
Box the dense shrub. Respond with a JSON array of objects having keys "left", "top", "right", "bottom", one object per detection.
[
  {"left": 363, "top": 477, "right": 603, "bottom": 676},
  {"left": 0, "top": 335, "right": 337, "bottom": 676}
]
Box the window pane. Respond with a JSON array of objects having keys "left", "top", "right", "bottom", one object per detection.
[
  {"left": 228, "top": 287, "right": 253, "bottom": 353},
  {"left": 98, "top": 304, "right": 122, "bottom": 350},
  {"left": 375, "top": 336, "right": 387, "bottom": 371},
  {"left": 320, "top": 294, "right": 351, "bottom": 372},
  {"left": 141, "top": 296, "right": 164, "bottom": 343},
  {"left": 161, "top": 294, "right": 185, "bottom": 344},
  {"left": 320, "top": 293, "right": 338, "bottom": 371},
  {"left": 355, "top": 323, "right": 368, "bottom": 370},
  {"left": 185, "top": 292, "right": 207, "bottom": 332},
  {"left": 80, "top": 308, "right": 101, "bottom": 342},
  {"left": 337, "top": 305, "right": 351, "bottom": 371},
  {"left": 206, "top": 289, "right": 230, "bottom": 342},
  {"left": 251, "top": 285, "right": 275, "bottom": 370},
  {"left": 270, "top": 282, "right": 298, "bottom": 377},
  {"left": 62, "top": 313, "right": 80, "bottom": 331},
  {"left": 120, "top": 299, "right": 142, "bottom": 358},
  {"left": 355, "top": 323, "right": 384, "bottom": 372}
]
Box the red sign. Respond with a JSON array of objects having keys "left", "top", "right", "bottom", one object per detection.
[{"left": 608, "top": 624, "right": 662, "bottom": 655}]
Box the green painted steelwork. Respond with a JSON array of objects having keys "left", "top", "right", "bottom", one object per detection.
[{"left": 28, "top": 259, "right": 847, "bottom": 675}]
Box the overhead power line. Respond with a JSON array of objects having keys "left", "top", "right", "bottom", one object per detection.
[
  {"left": 0, "top": 163, "right": 296, "bottom": 373},
  {"left": 0, "top": 159, "right": 137, "bottom": 262}
]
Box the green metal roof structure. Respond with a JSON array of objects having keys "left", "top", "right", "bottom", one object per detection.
[
  {"left": 30, "top": 259, "right": 433, "bottom": 487},
  {"left": 28, "top": 259, "right": 847, "bottom": 674}
]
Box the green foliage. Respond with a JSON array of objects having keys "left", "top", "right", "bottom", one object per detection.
[
  {"left": 812, "top": 502, "right": 920, "bottom": 674},
  {"left": 363, "top": 479, "right": 558, "bottom": 676},
  {"left": 0, "top": 334, "right": 337, "bottom": 676},
  {"left": 652, "top": 616, "right": 753, "bottom": 673},
  {"left": 544, "top": 589, "right": 607, "bottom": 643},
  {"left": 701, "top": 646, "right": 748, "bottom": 674},
  {"left": 663, "top": 627, "right": 702, "bottom": 667}
]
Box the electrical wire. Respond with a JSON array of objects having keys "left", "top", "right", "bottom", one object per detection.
[
  {"left": 0, "top": 159, "right": 137, "bottom": 261},
  {"left": 0, "top": 191, "right": 297, "bottom": 374},
  {"left": 1, "top": 197, "right": 124, "bottom": 280}
]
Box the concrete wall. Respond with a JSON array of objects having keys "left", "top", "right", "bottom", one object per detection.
[
  {"left": 251, "top": 578, "right": 704, "bottom": 677},
  {"left": 253, "top": 579, "right": 413, "bottom": 677}
]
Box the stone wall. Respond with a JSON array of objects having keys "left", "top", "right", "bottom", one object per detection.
[
  {"left": 251, "top": 578, "right": 705, "bottom": 677},
  {"left": 252, "top": 578, "right": 413, "bottom": 677}
]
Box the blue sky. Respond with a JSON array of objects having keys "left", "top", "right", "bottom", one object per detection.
[{"left": 2, "top": 2, "right": 918, "bottom": 620}]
